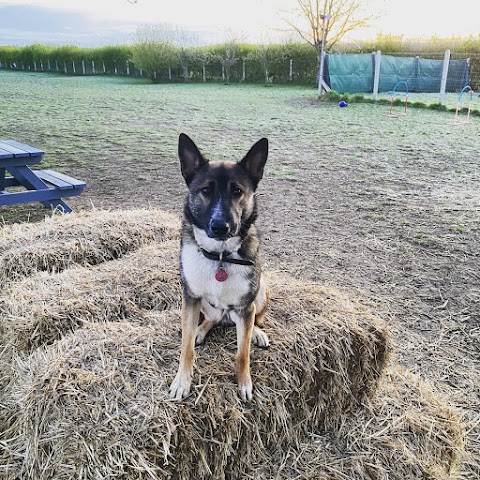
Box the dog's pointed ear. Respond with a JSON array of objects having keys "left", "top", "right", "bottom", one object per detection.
[
  {"left": 238, "top": 138, "right": 268, "bottom": 190},
  {"left": 178, "top": 133, "right": 208, "bottom": 185}
]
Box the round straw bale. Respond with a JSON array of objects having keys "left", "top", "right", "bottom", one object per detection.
[
  {"left": 0, "top": 241, "right": 181, "bottom": 353},
  {"left": 0, "top": 209, "right": 180, "bottom": 287}
]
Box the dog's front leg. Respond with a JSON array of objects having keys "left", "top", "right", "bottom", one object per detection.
[
  {"left": 169, "top": 294, "right": 201, "bottom": 400},
  {"left": 235, "top": 305, "right": 256, "bottom": 401}
]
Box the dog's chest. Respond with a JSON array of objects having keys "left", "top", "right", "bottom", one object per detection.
[{"left": 181, "top": 243, "right": 252, "bottom": 309}]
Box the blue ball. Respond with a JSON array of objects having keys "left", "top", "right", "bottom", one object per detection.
[{"left": 339, "top": 100, "right": 348, "bottom": 107}]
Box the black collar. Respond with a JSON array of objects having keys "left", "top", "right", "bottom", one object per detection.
[{"left": 199, "top": 248, "right": 254, "bottom": 266}]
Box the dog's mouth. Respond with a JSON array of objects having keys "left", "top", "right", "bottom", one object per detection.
[{"left": 207, "top": 229, "right": 234, "bottom": 242}]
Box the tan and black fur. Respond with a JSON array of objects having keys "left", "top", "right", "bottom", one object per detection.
[{"left": 169, "top": 133, "right": 269, "bottom": 402}]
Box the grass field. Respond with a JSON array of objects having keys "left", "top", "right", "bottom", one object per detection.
[{"left": 1, "top": 70, "right": 479, "bottom": 477}]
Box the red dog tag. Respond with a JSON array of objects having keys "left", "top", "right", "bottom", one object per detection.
[{"left": 215, "top": 268, "right": 228, "bottom": 282}]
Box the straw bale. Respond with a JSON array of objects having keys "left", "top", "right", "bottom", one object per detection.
[
  {"left": 0, "top": 241, "right": 181, "bottom": 353},
  {"left": 0, "top": 209, "right": 465, "bottom": 479},
  {"left": 0, "top": 316, "right": 463, "bottom": 480},
  {"left": 254, "top": 366, "right": 465, "bottom": 480},
  {"left": 0, "top": 301, "right": 387, "bottom": 480},
  {"left": 269, "top": 273, "right": 391, "bottom": 424},
  {"left": 0, "top": 209, "right": 180, "bottom": 287}
]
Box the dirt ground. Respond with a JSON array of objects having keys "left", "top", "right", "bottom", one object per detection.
[{"left": 1, "top": 88, "right": 478, "bottom": 476}]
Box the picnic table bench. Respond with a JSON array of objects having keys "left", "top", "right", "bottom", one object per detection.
[{"left": 0, "top": 140, "right": 86, "bottom": 213}]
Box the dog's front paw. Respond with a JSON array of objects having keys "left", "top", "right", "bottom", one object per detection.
[
  {"left": 169, "top": 374, "right": 192, "bottom": 401},
  {"left": 238, "top": 378, "right": 253, "bottom": 402}
]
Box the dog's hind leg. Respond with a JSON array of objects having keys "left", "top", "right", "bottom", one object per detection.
[
  {"left": 195, "top": 314, "right": 215, "bottom": 345},
  {"left": 169, "top": 295, "right": 201, "bottom": 401},
  {"left": 254, "top": 277, "right": 269, "bottom": 328}
]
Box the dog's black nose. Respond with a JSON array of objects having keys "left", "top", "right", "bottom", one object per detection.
[{"left": 209, "top": 220, "right": 230, "bottom": 238}]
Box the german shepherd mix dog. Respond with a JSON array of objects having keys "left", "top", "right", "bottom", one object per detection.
[{"left": 169, "top": 133, "right": 270, "bottom": 402}]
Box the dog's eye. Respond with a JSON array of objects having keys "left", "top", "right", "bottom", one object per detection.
[
  {"left": 201, "top": 186, "right": 212, "bottom": 196},
  {"left": 232, "top": 187, "right": 243, "bottom": 198}
]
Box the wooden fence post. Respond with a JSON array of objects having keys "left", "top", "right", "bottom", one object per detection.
[
  {"left": 289, "top": 59, "right": 293, "bottom": 81},
  {"left": 64, "top": 62, "right": 67, "bottom": 74},
  {"left": 72, "top": 61, "right": 76, "bottom": 74},
  {"left": 92, "top": 60, "right": 95, "bottom": 75},
  {"left": 82, "top": 60, "right": 86, "bottom": 75},
  {"left": 439, "top": 49, "right": 450, "bottom": 105},
  {"left": 202, "top": 63, "right": 206, "bottom": 82},
  {"left": 242, "top": 59, "right": 246, "bottom": 81}
]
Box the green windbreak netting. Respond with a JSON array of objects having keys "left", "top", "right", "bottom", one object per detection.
[
  {"left": 379, "top": 55, "right": 417, "bottom": 92},
  {"left": 326, "top": 54, "right": 469, "bottom": 93},
  {"left": 326, "top": 54, "right": 373, "bottom": 93}
]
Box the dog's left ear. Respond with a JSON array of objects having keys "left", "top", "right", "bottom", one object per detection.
[{"left": 238, "top": 138, "right": 268, "bottom": 190}]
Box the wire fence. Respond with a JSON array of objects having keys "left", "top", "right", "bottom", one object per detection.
[{"left": 0, "top": 51, "right": 478, "bottom": 93}]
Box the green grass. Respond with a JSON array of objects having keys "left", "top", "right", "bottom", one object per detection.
[{"left": 0, "top": 69, "right": 479, "bottom": 214}]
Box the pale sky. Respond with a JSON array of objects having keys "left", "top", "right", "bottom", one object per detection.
[{"left": 1, "top": 0, "right": 479, "bottom": 43}]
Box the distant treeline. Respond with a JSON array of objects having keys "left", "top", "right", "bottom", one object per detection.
[{"left": 0, "top": 35, "right": 479, "bottom": 86}]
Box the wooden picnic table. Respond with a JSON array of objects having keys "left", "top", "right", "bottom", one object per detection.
[{"left": 0, "top": 140, "right": 86, "bottom": 213}]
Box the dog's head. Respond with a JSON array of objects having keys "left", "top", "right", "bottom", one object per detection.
[{"left": 178, "top": 133, "right": 268, "bottom": 243}]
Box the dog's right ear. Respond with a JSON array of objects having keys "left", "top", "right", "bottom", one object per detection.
[{"left": 178, "top": 133, "right": 208, "bottom": 185}]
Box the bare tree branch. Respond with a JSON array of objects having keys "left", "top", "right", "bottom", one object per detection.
[{"left": 282, "top": 0, "right": 379, "bottom": 55}]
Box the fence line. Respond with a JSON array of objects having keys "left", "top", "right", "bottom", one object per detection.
[
  {"left": 0, "top": 52, "right": 478, "bottom": 92},
  {"left": 0, "top": 58, "right": 311, "bottom": 85}
]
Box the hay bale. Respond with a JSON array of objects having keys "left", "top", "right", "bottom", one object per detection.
[
  {"left": 1, "top": 301, "right": 389, "bottom": 480},
  {"left": 0, "top": 317, "right": 463, "bottom": 480},
  {"left": 267, "top": 273, "right": 390, "bottom": 430},
  {"left": 0, "top": 242, "right": 181, "bottom": 353},
  {"left": 0, "top": 209, "right": 180, "bottom": 287},
  {"left": 0, "top": 208, "right": 465, "bottom": 479},
  {"left": 254, "top": 366, "right": 465, "bottom": 480}
]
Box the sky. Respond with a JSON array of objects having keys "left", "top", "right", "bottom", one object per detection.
[{"left": 0, "top": 0, "right": 479, "bottom": 46}]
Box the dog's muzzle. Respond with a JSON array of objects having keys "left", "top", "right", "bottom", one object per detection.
[{"left": 208, "top": 219, "right": 231, "bottom": 239}]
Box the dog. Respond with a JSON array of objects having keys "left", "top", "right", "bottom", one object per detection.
[{"left": 169, "top": 133, "right": 270, "bottom": 402}]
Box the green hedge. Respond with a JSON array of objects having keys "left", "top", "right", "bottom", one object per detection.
[
  {"left": 0, "top": 43, "right": 319, "bottom": 85},
  {"left": 1, "top": 36, "right": 479, "bottom": 86}
]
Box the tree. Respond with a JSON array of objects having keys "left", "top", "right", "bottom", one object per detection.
[
  {"left": 131, "top": 24, "right": 176, "bottom": 82},
  {"left": 214, "top": 30, "right": 247, "bottom": 85},
  {"left": 171, "top": 27, "right": 200, "bottom": 82},
  {"left": 283, "top": 0, "right": 377, "bottom": 69}
]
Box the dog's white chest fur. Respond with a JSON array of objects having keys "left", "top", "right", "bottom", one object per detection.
[{"left": 181, "top": 243, "right": 251, "bottom": 310}]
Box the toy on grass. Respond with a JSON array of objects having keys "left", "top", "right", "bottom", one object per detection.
[
  {"left": 339, "top": 100, "right": 348, "bottom": 107},
  {"left": 453, "top": 86, "right": 474, "bottom": 125},
  {"left": 387, "top": 81, "right": 409, "bottom": 117}
]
